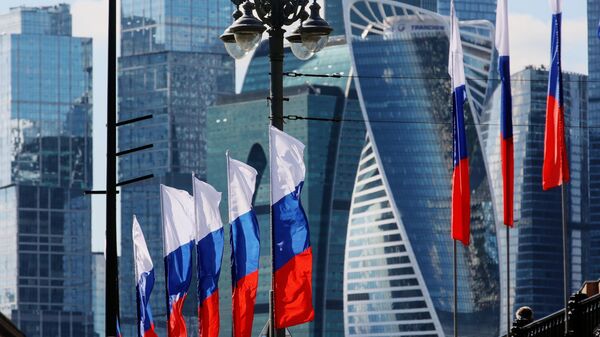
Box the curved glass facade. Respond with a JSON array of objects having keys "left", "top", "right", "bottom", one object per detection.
[{"left": 343, "top": 1, "right": 499, "bottom": 336}]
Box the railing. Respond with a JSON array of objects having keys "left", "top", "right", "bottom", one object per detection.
[{"left": 505, "top": 292, "right": 600, "bottom": 337}]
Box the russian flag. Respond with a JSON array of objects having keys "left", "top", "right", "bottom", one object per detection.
[
  {"left": 133, "top": 215, "right": 158, "bottom": 337},
  {"left": 270, "top": 126, "right": 314, "bottom": 328},
  {"left": 227, "top": 154, "right": 260, "bottom": 337},
  {"left": 543, "top": 0, "right": 569, "bottom": 190},
  {"left": 449, "top": 1, "right": 470, "bottom": 246},
  {"left": 193, "top": 177, "right": 224, "bottom": 337},
  {"left": 160, "top": 184, "right": 196, "bottom": 337},
  {"left": 496, "top": 0, "right": 514, "bottom": 227}
]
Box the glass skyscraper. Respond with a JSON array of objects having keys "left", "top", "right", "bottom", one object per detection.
[
  {"left": 208, "top": 38, "right": 365, "bottom": 337},
  {"left": 437, "top": 0, "right": 496, "bottom": 23},
  {"left": 117, "top": 0, "right": 235, "bottom": 336},
  {"left": 0, "top": 4, "right": 94, "bottom": 337},
  {"left": 342, "top": 1, "right": 500, "bottom": 336},
  {"left": 587, "top": 0, "right": 600, "bottom": 282},
  {"left": 324, "top": 0, "right": 438, "bottom": 36},
  {"left": 325, "top": 0, "right": 346, "bottom": 36},
  {"left": 481, "top": 67, "right": 588, "bottom": 335},
  {"left": 92, "top": 253, "right": 105, "bottom": 337}
]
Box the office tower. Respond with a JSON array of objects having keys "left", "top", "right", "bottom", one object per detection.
[
  {"left": 325, "top": 0, "right": 437, "bottom": 36},
  {"left": 587, "top": 0, "right": 600, "bottom": 281},
  {"left": 325, "top": 0, "right": 346, "bottom": 36},
  {"left": 0, "top": 4, "right": 94, "bottom": 337},
  {"left": 208, "top": 38, "right": 365, "bottom": 337},
  {"left": 342, "top": 1, "right": 500, "bottom": 336},
  {"left": 437, "top": 0, "right": 496, "bottom": 23},
  {"left": 481, "top": 67, "right": 588, "bottom": 335},
  {"left": 92, "top": 253, "right": 105, "bottom": 337},
  {"left": 117, "top": 1, "right": 235, "bottom": 335}
]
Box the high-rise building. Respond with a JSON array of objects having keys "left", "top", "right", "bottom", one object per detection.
[
  {"left": 0, "top": 4, "right": 94, "bottom": 337},
  {"left": 587, "top": 0, "right": 600, "bottom": 282},
  {"left": 481, "top": 67, "right": 588, "bottom": 335},
  {"left": 325, "top": 0, "right": 439, "bottom": 36},
  {"left": 342, "top": 2, "right": 500, "bottom": 336},
  {"left": 437, "top": 0, "right": 497, "bottom": 23},
  {"left": 92, "top": 253, "right": 105, "bottom": 337},
  {"left": 117, "top": 1, "right": 235, "bottom": 336},
  {"left": 208, "top": 38, "right": 365, "bottom": 337},
  {"left": 325, "top": 0, "right": 346, "bottom": 36},
  {"left": 326, "top": 0, "right": 437, "bottom": 36}
]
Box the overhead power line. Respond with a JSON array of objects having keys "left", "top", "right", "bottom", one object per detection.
[
  {"left": 281, "top": 71, "right": 591, "bottom": 83},
  {"left": 273, "top": 114, "right": 600, "bottom": 129}
]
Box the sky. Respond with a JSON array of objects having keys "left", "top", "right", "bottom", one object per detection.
[{"left": 0, "top": 0, "right": 590, "bottom": 253}]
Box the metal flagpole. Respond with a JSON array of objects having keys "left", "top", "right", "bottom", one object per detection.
[
  {"left": 454, "top": 241, "right": 458, "bottom": 337},
  {"left": 159, "top": 186, "right": 170, "bottom": 337},
  {"left": 561, "top": 183, "right": 569, "bottom": 335},
  {"left": 268, "top": 1, "right": 285, "bottom": 335},
  {"left": 225, "top": 151, "right": 234, "bottom": 337},
  {"left": 450, "top": 3, "right": 458, "bottom": 336},
  {"left": 506, "top": 226, "right": 511, "bottom": 335},
  {"left": 105, "top": 0, "right": 119, "bottom": 335}
]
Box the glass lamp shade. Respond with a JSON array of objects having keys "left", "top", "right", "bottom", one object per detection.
[
  {"left": 224, "top": 40, "right": 248, "bottom": 59},
  {"left": 290, "top": 41, "right": 315, "bottom": 60},
  {"left": 301, "top": 33, "right": 329, "bottom": 53},
  {"left": 234, "top": 31, "right": 262, "bottom": 52}
]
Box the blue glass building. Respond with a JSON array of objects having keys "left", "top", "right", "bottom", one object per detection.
[
  {"left": 117, "top": 0, "right": 235, "bottom": 336},
  {"left": 208, "top": 38, "right": 365, "bottom": 337},
  {"left": 437, "top": 0, "right": 496, "bottom": 24},
  {"left": 325, "top": 0, "right": 437, "bottom": 36},
  {"left": 342, "top": 1, "right": 500, "bottom": 336},
  {"left": 587, "top": 0, "right": 600, "bottom": 281},
  {"left": 0, "top": 4, "right": 94, "bottom": 337},
  {"left": 481, "top": 67, "right": 588, "bottom": 335},
  {"left": 92, "top": 253, "right": 105, "bottom": 337},
  {"left": 325, "top": 0, "right": 347, "bottom": 36}
]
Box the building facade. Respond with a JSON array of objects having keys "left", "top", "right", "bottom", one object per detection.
[
  {"left": 437, "top": 0, "right": 496, "bottom": 23},
  {"left": 587, "top": 0, "right": 600, "bottom": 282},
  {"left": 117, "top": 0, "right": 235, "bottom": 336},
  {"left": 342, "top": 1, "right": 500, "bottom": 336},
  {"left": 92, "top": 253, "right": 105, "bottom": 337},
  {"left": 326, "top": 0, "right": 438, "bottom": 36},
  {"left": 0, "top": 4, "right": 94, "bottom": 337},
  {"left": 481, "top": 67, "right": 588, "bottom": 335},
  {"left": 208, "top": 38, "right": 365, "bottom": 337}
]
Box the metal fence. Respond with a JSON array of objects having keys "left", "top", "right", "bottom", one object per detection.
[{"left": 506, "top": 292, "right": 600, "bottom": 337}]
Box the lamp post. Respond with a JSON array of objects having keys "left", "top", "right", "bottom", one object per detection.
[{"left": 220, "top": 1, "right": 332, "bottom": 336}]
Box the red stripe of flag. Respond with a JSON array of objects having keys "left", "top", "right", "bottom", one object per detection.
[
  {"left": 543, "top": 12, "right": 569, "bottom": 190},
  {"left": 452, "top": 157, "right": 470, "bottom": 245},
  {"left": 198, "top": 291, "right": 220, "bottom": 337},
  {"left": 501, "top": 137, "right": 514, "bottom": 226},
  {"left": 275, "top": 247, "right": 314, "bottom": 329},
  {"left": 232, "top": 270, "right": 259, "bottom": 337}
]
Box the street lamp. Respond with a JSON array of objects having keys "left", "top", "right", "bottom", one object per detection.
[{"left": 220, "top": 0, "right": 332, "bottom": 336}]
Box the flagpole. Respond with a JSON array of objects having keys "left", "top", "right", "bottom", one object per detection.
[
  {"left": 225, "top": 151, "right": 234, "bottom": 337},
  {"left": 561, "top": 183, "right": 569, "bottom": 335},
  {"left": 453, "top": 240, "right": 458, "bottom": 337},
  {"left": 134, "top": 215, "right": 141, "bottom": 337},
  {"left": 269, "top": 3, "right": 285, "bottom": 331},
  {"left": 506, "top": 226, "right": 511, "bottom": 335},
  {"left": 159, "top": 186, "right": 169, "bottom": 337},
  {"left": 191, "top": 172, "right": 199, "bottom": 337}
]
